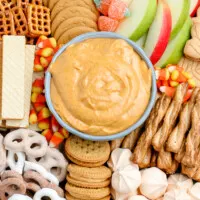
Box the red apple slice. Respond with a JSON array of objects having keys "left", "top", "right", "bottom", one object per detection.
[
  {"left": 144, "top": 0, "right": 172, "bottom": 65},
  {"left": 190, "top": 0, "right": 200, "bottom": 17}
]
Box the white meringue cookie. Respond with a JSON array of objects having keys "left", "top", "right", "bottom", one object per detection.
[
  {"left": 7, "top": 150, "right": 25, "bottom": 174},
  {"left": 108, "top": 148, "right": 138, "bottom": 171},
  {"left": 164, "top": 189, "right": 191, "bottom": 200},
  {"left": 189, "top": 182, "right": 200, "bottom": 200},
  {"left": 140, "top": 167, "right": 168, "bottom": 200},
  {"left": 111, "top": 187, "right": 138, "bottom": 200},
  {"left": 112, "top": 164, "right": 141, "bottom": 194},
  {"left": 128, "top": 195, "right": 148, "bottom": 200},
  {"left": 8, "top": 194, "right": 32, "bottom": 200},
  {"left": 167, "top": 174, "right": 193, "bottom": 192}
]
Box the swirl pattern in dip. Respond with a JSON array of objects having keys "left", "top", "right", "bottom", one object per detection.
[{"left": 50, "top": 38, "right": 152, "bottom": 136}]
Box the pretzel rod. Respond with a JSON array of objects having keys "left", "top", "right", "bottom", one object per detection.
[
  {"left": 181, "top": 93, "right": 200, "bottom": 167},
  {"left": 138, "top": 147, "right": 152, "bottom": 169},
  {"left": 181, "top": 164, "right": 197, "bottom": 179},
  {"left": 110, "top": 137, "right": 124, "bottom": 151},
  {"left": 166, "top": 88, "right": 200, "bottom": 153},
  {"left": 174, "top": 138, "right": 186, "bottom": 163},
  {"left": 122, "top": 125, "right": 143, "bottom": 151},
  {"left": 152, "top": 83, "right": 188, "bottom": 151},
  {"left": 131, "top": 94, "right": 171, "bottom": 164},
  {"left": 150, "top": 149, "right": 158, "bottom": 167},
  {"left": 157, "top": 148, "right": 179, "bottom": 174}
]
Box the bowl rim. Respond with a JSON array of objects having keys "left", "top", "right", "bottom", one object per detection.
[{"left": 45, "top": 32, "right": 157, "bottom": 141}]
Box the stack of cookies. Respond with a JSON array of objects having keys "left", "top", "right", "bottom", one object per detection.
[
  {"left": 65, "top": 135, "right": 111, "bottom": 200},
  {"left": 43, "top": 0, "right": 99, "bottom": 44}
]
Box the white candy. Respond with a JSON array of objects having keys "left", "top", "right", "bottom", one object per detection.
[
  {"left": 140, "top": 167, "right": 168, "bottom": 200},
  {"left": 111, "top": 187, "right": 138, "bottom": 200},
  {"left": 189, "top": 182, "right": 200, "bottom": 200},
  {"left": 33, "top": 188, "right": 65, "bottom": 200},
  {"left": 164, "top": 189, "right": 191, "bottom": 200},
  {"left": 7, "top": 150, "right": 25, "bottom": 174},
  {"left": 112, "top": 164, "right": 141, "bottom": 194},
  {"left": 128, "top": 195, "right": 148, "bottom": 200},
  {"left": 24, "top": 161, "right": 59, "bottom": 185},
  {"left": 167, "top": 174, "right": 193, "bottom": 192},
  {"left": 8, "top": 194, "right": 32, "bottom": 200},
  {"left": 108, "top": 148, "right": 137, "bottom": 171}
]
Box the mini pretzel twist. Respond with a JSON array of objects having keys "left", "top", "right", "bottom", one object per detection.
[
  {"left": 4, "top": 129, "right": 48, "bottom": 158},
  {"left": 27, "top": 147, "right": 68, "bottom": 182}
]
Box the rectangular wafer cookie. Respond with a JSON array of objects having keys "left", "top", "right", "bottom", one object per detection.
[
  {"left": 6, "top": 45, "right": 35, "bottom": 127},
  {"left": 2, "top": 36, "right": 25, "bottom": 119}
]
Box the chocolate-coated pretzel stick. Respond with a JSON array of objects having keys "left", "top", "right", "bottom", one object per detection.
[
  {"left": 122, "top": 125, "right": 143, "bottom": 151},
  {"left": 132, "top": 94, "right": 171, "bottom": 164},
  {"left": 182, "top": 93, "right": 200, "bottom": 167},
  {"left": 152, "top": 83, "right": 188, "bottom": 151},
  {"left": 166, "top": 88, "right": 199, "bottom": 153}
]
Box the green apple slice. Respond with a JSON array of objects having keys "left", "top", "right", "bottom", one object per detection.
[
  {"left": 135, "top": 34, "right": 147, "bottom": 48},
  {"left": 166, "top": 0, "right": 190, "bottom": 40},
  {"left": 116, "top": 0, "right": 157, "bottom": 41},
  {"left": 155, "top": 17, "right": 192, "bottom": 68}
]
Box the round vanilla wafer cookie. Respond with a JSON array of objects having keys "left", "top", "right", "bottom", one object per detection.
[
  {"left": 65, "top": 135, "right": 110, "bottom": 164},
  {"left": 65, "top": 183, "right": 110, "bottom": 200},
  {"left": 51, "top": 6, "right": 98, "bottom": 34},
  {"left": 66, "top": 175, "right": 110, "bottom": 188},
  {"left": 66, "top": 192, "right": 111, "bottom": 200},
  {"left": 51, "top": 0, "right": 99, "bottom": 20},
  {"left": 66, "top": 153, "right": 108, "bottom": 167},
  {"left": 57, "top": 26, "right": 96, "bottom": 44},
  {"left": 67, "top": 164, "right": 112, "bottom": 180},
  {"left": 53, "top": 17, "right": 98, "bottom": 40}
]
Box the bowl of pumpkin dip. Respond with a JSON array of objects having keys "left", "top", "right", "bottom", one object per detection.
[{"left": 45, "top": 32, "right": 157, "bottom": 141}]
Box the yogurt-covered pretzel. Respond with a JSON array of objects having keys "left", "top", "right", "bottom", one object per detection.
[
  {"left": 24, "top": 171, "right": 64, "bottom": 197},
  {"left": 1, "top": 170, "right": 23, "bottom": 181},
  {"left": 24, "top": 161, "right": 59, "bottom": 185},
  {"left": 0, "top": 134, "right": 7, "bottom": 172},
  {"left": 8, "top": 194, "right": 32, "bottom": 200},
  {"left": 4, "top": 129, "right": 48, "bottom": 158},
  {"left": 33, "top": 188, "right": 65, "bottom": 200},
  {"left": 7, "top": 150, "right": 25, "bottom": 174},
  {"left": 27, "top": 147, "right": 68, "bottom": 182}
]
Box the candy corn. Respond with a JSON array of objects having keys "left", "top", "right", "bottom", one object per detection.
[
  {"left": 42, "top": 129, "right": 53, "bottom": 142},
  {"left": 34, "top": 56, "right": 44, "bottom": 72},
  {"left": 156, "top": 80, "right": 162, "bottom": 89},
  {"left": 49, "top": 132, "right": 65, "bottom": 148},
  {"left": 36, "top": 35, "right": 48, "bottom": 46},
  {"left": 40, "top": 56, "right": 53, "bottom": 68},
  {"left": 188, "top": 79, "right": 196, "bottom": 88},
  {"left": 54, "top": 46, "right": 60, "bottom": 54},
  {"left": 32, "top": 78, "right": 44, "bottom": 93},
  {"left": 38, "top": 118, "right": 50, "bottom": 130},
  {"left": 37, "top": 38, "right": 57, "bottom": 49},
  {"left": 169, "top": 81, "right": 179, "bottom": 87},
  {"left": 33, "top": 102, "right": 46, "bottom": 112},
  {"left": 159, "top": 86, "right": 176, "bottom": 97},
  {"left": 182, "top": 71, "right": 192, "bottom": 79},
  {"left": 183, "top": 89, "right": 193, "bottom": 103},
  {"left": 37, "top": 107, "right": 51, "bottom": 121},
  {"left": 155, "top": 68, "right": 170, "bottom": 81},
  {"left": 51, "top": 116, "right": 60, "bottom": 132},
  {"left": 35, "top": 47, "right": 54, "bottom": 57},
  {"left": 31, "top": 93, "right": 46, "bottom": 103},
  {"left": 161, "top": 80, "right": 169, "bottom": 87},
  {"left": 167, "top": 64, "right": 183, "bottom": 72},
  {"left": 58, "top": 127, "right": 69, "bottom": 139},
  {"left": 29, "top": 109, "right": 38, "bottom": 124}
]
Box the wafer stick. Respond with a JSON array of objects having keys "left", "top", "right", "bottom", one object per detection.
[
  {"left": 166, "top": 88, "right": 200, "bottom": 153},
  {"left": 121, "top": 126, "right": 143, "bottom": 150},
  {"left": 110, "top": 137, "right": 124, "bottom": 151},
  {"left": 157, "top": 148, "right": 179, "bottom": 174},
  {"left": 152, "top": 83, "right": 188, "bottom": 151},
  {"left": 131, "top": 95, "right": 171, "bottom": 164},
  {"left": 181, "top": 93, "right": 200, "bottom": 167},
  {"left": 138, "top": 147, "right": 152, "bottom": 169}
]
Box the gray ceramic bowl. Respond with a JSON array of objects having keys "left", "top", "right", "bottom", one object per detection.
[{"left": 45, "top": 32, "right": 157, "bottom": 141}]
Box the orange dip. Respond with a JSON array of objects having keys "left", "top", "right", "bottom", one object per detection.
[{"left": 50, "top": 38, "right": 152, "bottom": 136}]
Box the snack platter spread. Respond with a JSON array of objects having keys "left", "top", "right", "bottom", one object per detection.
[{"left": 0, "top": 0, "right": 200, "bottom": 200}]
